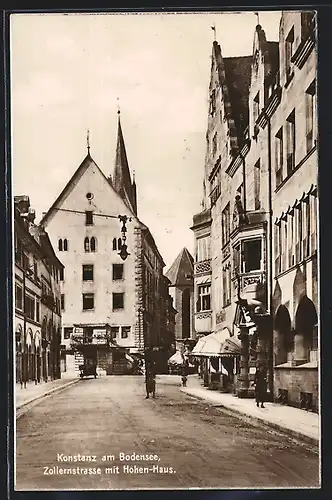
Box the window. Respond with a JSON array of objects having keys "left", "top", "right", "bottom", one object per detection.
[
  {"left": 112, "top": 238, "right": 117, "bottom": 251},
  {"left": 118, "top": 238, "right": 122, "bottom": 251},
  {"left": 212, "top": 133, "right": 218, "bottom": 156},
  {"left": 210, "top": 89, "right": 216, "bottom": 115},
  {"left": 286, "top": 110, "right": 296, "bottom": 175},
  {"left": 63, "top": 239, "right": 68, "bottom": 251},
  {"left": 59, "top": 267, "right": 64, "bottom": 281},
  {"left": 275, "top": 223, "right": 282, "bottom": 275},
  {"left": 121, "top": 326, "right": 131, "bottom": 339},
  {"left": 85, "top": 211, "right": 93, "bottom": 226},
  {"left": 24, "top": 294, "right": 35, "bottom": 321},
  {"left": 222, "top": 266, "right": 231, "bottom": 307},
  {"left": 58, "top": 239, "right": 63, "bottom": 251},
  {"left": 64, "top": 327, "right": 73, "bottom": 340},
  {"left": 303, "top": 199, "right": 311, "bottom": 258},
  {"left": 242, "top": 239, "right": 262, "bottom": 273},
  {"left": 311, "top": 194, "right": 317, "bottom": 253},
  {"left": 90, "top": 237, "right": 96, "bottom": 252},
  {"left": 84, "top": 237, "right": 90, "bottom": 252},
  {"left": 36, "top": 301, "right": 40, "bottom": 322},
  {"left": 197, "top": 285, "right": 211, "bottom": 312},
  {"left": 110, "top": 326, "right": 119, "bottom": 340},
  {"left": 61, "top": 294, "right": 65, "bottom": 311},
  {"left": 295, "top": 204, "right": 302, "bottom": 263},
  {"left": 285, "top": 27, "right": 294, "bottom": 81},
  {"left": 112, "top": 264, "right": 124, "bottom": 280},
  {"left": 253, "top": 92, "right": 260, "bottom": 122},
  {"left": 197, "top": 237, "right": 211, "bottom": 262},
  {"left": 254, "top": 159, "right": 261, "bottom": 210},
  {"left": 15, "top": 284, "right": 23, "bottom": 310},
  {"left": 83, "top": 293, "right": 94, "bottom": 310},
  {"left": 82, "top": 264, "right": 94, "bottom": 281},
  {"left": 288, "top": 214, "right": 295, "bottom": 268},
  {"left": 275, "top": 128, "right": 283, "bottom": 187},
  {"left": 113, "top": 293, "right": 124, "bottom": 310},
  {"left": 306, "top": 80, "right": 316, "bottom": 153},
  {"left": 22, "top": 253, "right": 29, "bottom": 271},
  {"left": 221, "top": 204, "right": 230, "bottom": 247}
]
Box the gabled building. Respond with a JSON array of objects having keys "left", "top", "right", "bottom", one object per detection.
[
  {"left": 191, "top": 12, "right": 318, "bottom": 409},
  {"left": 165, "top": 247, "right": 195, "bottom": 352},
  {"left": 40, "top": 112, "right": 172, "bottom": 375}
]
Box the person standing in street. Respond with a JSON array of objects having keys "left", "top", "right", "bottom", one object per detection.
[{"left": 254, "top": 366, "right": 267, "bottom": 408}]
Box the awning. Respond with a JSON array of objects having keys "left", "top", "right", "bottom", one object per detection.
[
  {"left": 168, "top": 351, "right": 184, "bottom": 365},
  {"left": 219, "top": 336, "right": 241, "bottom": 356},
  {"left": 191, "top": 328, "right": 231, "bottom": 357}
]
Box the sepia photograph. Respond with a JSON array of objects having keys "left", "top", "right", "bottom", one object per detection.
[{"left": 10, "top": 9, "right": 319, "bottom": 490}]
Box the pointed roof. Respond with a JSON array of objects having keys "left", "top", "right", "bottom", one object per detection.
[
  {"left": 165, "top": 248, "right": 194, "bottom": 287},
  {"left": 113, "top": 112, "right": 137, "bottom": 215},
  {"left": 39, "top": 152, "right": 137, "bottom": 228}
]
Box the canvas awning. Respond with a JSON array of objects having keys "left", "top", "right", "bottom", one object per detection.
[
  {"left": 168, "top": 351, "right": 184, "bottom": 365},
  {"left": 191, "top": 328, "right": 231, "bottom": 357},
  {"left": 219, "top": 336, "right": 241, "bottom": 356}
]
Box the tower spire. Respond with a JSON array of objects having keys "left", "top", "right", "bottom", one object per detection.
[
  {"left": 87, "top": 129, "right": 90, "bottom": 155},
  {"left": 254, "top": 11, "right": 260, "bottom": 26},
  {"left": 211, "top": 23, "right": 217, "bottom": 41}
]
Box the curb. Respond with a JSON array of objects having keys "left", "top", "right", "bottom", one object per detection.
[
  {"left": 181, "top": 387, "right": 319, "bottom": 447},
  {"left": 16, "top": 378, "right": 81, "bottom": 414}
]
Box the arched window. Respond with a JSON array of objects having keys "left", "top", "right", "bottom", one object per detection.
[
  {"left": 90, "top": 237, "right": 96, "bottom": 252},
  {"left": 295, "top": 295, "right": 318, "bottom": 352},
  {"left": 84, "top": 237, "right": 90, "bottom": 252},
  {"left": 58, "top": 239, "right": 63, "bottom": 251},
  {"left": 118, "top": 238, "right": 122, "bottom": 250},
  {"left": 63, "top": 239, "right": 68, "bottom": 251},
  {"left": 112, "top": 238, "right": 117, "bottom": 251}
]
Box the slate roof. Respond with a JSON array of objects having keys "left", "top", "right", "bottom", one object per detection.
[{"left": 165, "top": 247, "right": 194, "bottom": 287}]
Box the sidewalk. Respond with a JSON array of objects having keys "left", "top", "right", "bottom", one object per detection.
[
  {"left": 16, "top": 373, "right": 80, "bottom": 411},
  {"left": 181, "top": 375, "right": 319, "bottom": 445}
]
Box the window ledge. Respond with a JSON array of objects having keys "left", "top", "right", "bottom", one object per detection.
[
  {"left": 82, "top": 309, "right": 95, "bottom": 312},
  {"left": 275, "top": 145, "right": 317, "bottom": 193}
]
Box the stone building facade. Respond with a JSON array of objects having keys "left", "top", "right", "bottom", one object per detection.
[
  {"left": 39, "top": 113, "right": 172, "bottom": 375},
  {"left": 191, "top": 11, "right": 318, "bottom": 407},
  {"left": 14, "top": 196, "right": 63, "bottom": 387},
  {"left": 270, "top": 11, "right": 318, "bottom": 411}
]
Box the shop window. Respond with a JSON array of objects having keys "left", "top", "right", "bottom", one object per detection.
[
  {"left": 113, "top": 293, "right": 124, "bottom": 310},
  {"left": 112, "top": 264, "right": 124, "bottom": 280},
  {"left": 82, "top": 293, "right": 94, "bottom": 311}
]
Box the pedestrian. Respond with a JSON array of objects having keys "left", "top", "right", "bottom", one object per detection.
[
  {"left": 254, "top": 366, "right": 267, "bottom": 408},
  {"left": 181, "top": 374, "right": 187, "bottom": 387},
  {"left": 145, "top": 370, "right": 156, "bottom": 399}
]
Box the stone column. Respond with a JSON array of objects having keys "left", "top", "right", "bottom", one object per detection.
[{"left": 237, "top": 327, "right": 249, "bottom": 397}]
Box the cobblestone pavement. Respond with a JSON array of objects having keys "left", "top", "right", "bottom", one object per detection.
[{"left": 15, "top": 375, "right": 320, "bottom": 490}]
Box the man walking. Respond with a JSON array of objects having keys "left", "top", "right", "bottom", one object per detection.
[{"left": 254, "top": 366, "right": 267, "bottom": 408}]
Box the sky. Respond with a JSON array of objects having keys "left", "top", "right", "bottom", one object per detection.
[{"left": 10, "top": 10, "right": 281, "bottom": 270}]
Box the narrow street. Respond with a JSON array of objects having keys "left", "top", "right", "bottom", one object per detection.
[{"left": 15, "top": 375, "right": 319, "bottom": 490}]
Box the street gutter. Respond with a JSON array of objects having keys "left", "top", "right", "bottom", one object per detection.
[{"left": 181, "top": 387, "right": 319, "bottom": 447}]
